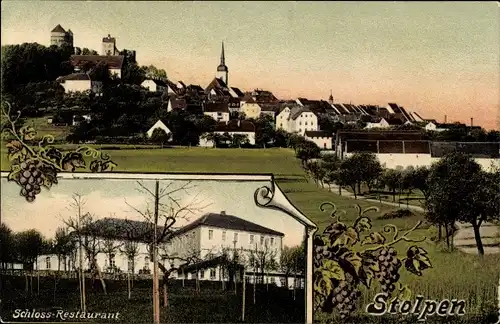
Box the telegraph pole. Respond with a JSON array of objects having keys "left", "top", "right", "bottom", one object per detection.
[{"left": 152, "top": 180, "right": 160, "bottom": 324}]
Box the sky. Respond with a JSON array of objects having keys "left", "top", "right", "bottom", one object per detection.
[
  {"left": 0, "top": 177, "right": 306, "bottom": 247},
  {"left": 1, "top": 1, "right": 499, "bottom": 130}
]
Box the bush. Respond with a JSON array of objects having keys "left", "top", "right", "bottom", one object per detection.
[{"left": 379, "top": 209, "right": 415, "bottom": 220}]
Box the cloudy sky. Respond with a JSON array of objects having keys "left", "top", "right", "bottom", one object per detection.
[
  {"left": 1, "top": 1, "right": 499, "bottom": 130},
  {"left": 0, "top": 176, "right": 306, "bottom": 247}
]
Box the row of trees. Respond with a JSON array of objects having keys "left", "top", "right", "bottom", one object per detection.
[{"left": 302, "top": 152, "right": 500, "bottom": 255}]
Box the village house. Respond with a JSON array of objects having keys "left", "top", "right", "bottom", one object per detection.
[
  {"left": 146, "top": 119, "right": 172, "bottom": 138},
  {"left": 365, "top": 117, "right": 391, "bottom": 129},
  {"left": 276, "top": 105, "right": 318, "bottom": 136},
  {"left": 425, "top": 121, "right": 452, "bottom": 132},
  {"left": 167, "top": 98, "right": 187, "bottom": 112},
  {"left": 304, "top": 131, "right": 333, "bottom": 150},
  {"left": 70, "top": 55, "right": 125, "bottom": 79},
  {"left": 203, "top": 102, "right": 230, "bottom": 122},
  {"left": 141, "top": 79, "right": 167, "bottom": 92},
  {"left": 56, "top": 73, "right": 103, "bottom": 94},
  {"left": 200, "top": 120, "right": 256, "bottom": 147}
]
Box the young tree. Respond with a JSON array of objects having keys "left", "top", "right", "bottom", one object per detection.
[
  {"left": 231, "top": 134, "right": 249, "bottom": 148},
  {"left": 382, "top": 168, "right": 402, "bottom": 202},
  {"left": 150, "top": 128, "right": 171, "bottom": 147},
  {"left": 14, "top": 229, "right": 44, "bottom": 270},
  {"left": 296, "top": 141, "right": 321, "bottom": 166},
  {"left": 53, "top": 227, "right": 76, "bottom": 271},
  {"left": 126, "top": 180, "right": 209, "bottom": 324}
]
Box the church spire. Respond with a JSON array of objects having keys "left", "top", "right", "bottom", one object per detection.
[{"left": 220, "top": 41, "right": 225, "bottom": 65}]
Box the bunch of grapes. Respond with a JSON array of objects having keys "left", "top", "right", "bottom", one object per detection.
[
  {"left": 331, "top": 273, "right": 362, "bottom": 319},
  {"left": 314, "top": 237, "right": 327, "bottom": 268},
  {"left": 17, "top": 159, "right": 44, "bottom": 202},
  {"left": 375, "top": 247, "right": 402, "bottom": 296}
]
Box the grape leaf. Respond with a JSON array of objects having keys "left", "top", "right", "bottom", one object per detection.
[
  {"left": 345, "top": 227, "right": 359, "bottom": 245},
  {"left": 7, "top": 164, "right": 21, "bottom": 181},
  {"left": 361, "top": 232, "right": 386, "bottom": 245},
  {"left": 321, "top": 260, "right": 345, "bottom": 282},
  {"left": 19, "top": 125, "right": 37, "bottom": 141},
  {"left": 415, "top": 253, "right": 432, "bottom": 269},
  {"left": 90, "top": 160, "right": 102, "bottom": 173},
  {"left": 8, "top": 146, "right": 28, "bottom": 162},
  {"left": 61, "top": 152, "right": 86, "bottom": 172},
  {"left": 354, "top": 216, "right": 372, "bottom": 232}
]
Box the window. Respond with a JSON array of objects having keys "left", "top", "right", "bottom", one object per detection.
[
  {"left": 260, "top": 236, "right": 264, "bottom": 245},
  {"left": 280, "top": 123, "right": 283, "bottom": 127},
  {"left": 45, "top": 257, "right": 51, "bottom": 269},
  {"left": 109, "top": 254, "right": 116, "bottom": 268},
  {"left": 210, "top": 268, "right": 216, "bottom": 279},
  {"left": 209, "top": 230, "right": 213, "bottom": 240},
  {"left": 305, "top": 121, "right": 308, "bottom": 125},
  {"left": 299, "top": 121, "right": 302, "bottom": 125},
  {"left": 250, "top": 235, "right": 254, "bottom": 244},
  {"left": 144, "top": 256, "right": 150, "bottom": 270},
  {"left": 234, "top": 232, "right": 238, "bottom": 242},
  {"left": 265, "top": 238, "right": 269, "bottom": 246},
  {"left": 271, "top": 238, "right": 274, "bottom": 246},
  {"left": 200, "top": 270, "right": 205, "bottom": 279},
  {"left": 222, "top": 231, "right": 226, "bottom": 241},
  {"left": 299, "top": 128, "right": 301, "bottom": 133}
]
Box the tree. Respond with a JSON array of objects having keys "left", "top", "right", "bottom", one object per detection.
[
  {"left": 150, "top": 128, "right": 171, "bottom": 147},
  {"left": 279, "top": 245, "right": 304, "bottom": 289},
  {"left": 126, "top": 180, "right": 209, "bottom": 323},
  {"left": 143, "top": 65, "right": 168, "bottom": 81},
  {"left": 426, "top": 152, "right": 500, "bottom": 255},
  {"left": 381, "top": 168, "right": 402, "bottom": 202},
  {"left": 252, "top": 115, "right": 274, "bottom": 148},
  {"left": 0, "top": 223, "right": 16, "bottom": 268},
  {"left": 14, "top": 229, "right": 44, "bottom": 270},
  {"left": 296, "top": 140, "right": 321, "bottom": 166},
  {"left": 231, "top": 134, "right": 249, "bottom": 148},
  {"left": 53, "top": 227, "right": 76, "bottom": 272},
  {"left": 336, "top": 153, "right": 382, "bottom": 197}
]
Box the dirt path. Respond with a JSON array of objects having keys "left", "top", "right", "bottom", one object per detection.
[{"left": 324, "top": 184, "right": 499, "bottom": 255}]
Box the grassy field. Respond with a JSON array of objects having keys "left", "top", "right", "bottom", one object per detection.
[
  {"left": 1, "top": 145, "right": 499, "bottom": 322},
  {"left": 0, "top": 277, "right": 304, "bottom": 323}
]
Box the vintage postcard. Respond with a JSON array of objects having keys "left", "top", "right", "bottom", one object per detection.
[{"left": 1, "top": 1, "right": 499, "bottom": 324}]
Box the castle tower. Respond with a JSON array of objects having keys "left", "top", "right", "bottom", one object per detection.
[
  {"left": 102, "top": 34, "right": 118, "bottom": 56},
  {"left": 328, "top": 90, "right": 334, "bottom": 105},
  {"left": 50, "top": 24, "right": 73, "bottom": 47},
  {"left": 216, "top": 42, "right": 229, "bottom": 86}
]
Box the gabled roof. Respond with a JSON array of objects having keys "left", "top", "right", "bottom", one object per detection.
[
  {"left": 304, "top": 131, "right": 333, "bottom": 138},
  {"left": 242, "top": 89, "right": 279, "bottom": 103},
  {"left": 203, "top": 102, "right": 229, "bottom": 113},
  {"left": 333, "top": 104, "right": 349, "bottom": 115},
  {"left": 215, "top": 120, "right": 256, "bottom": 133},
  {"left": 57, "top": 73, "right": 91, "bottom": 81},
  {"left": 290, "top": 107, "right": 313, "bottom": 120},
  {"left": 169, "top": 98, "right": 187, "bottom": 110},
  {"left": 77, "top": 217, "right": 176, "bottom": 243},
  {"left": 102, "top": 34, "right": 116, "bottom": 43},
  {"left": 337, "top": 131, "right": 428, "bottom": 141},
  {"left": 388, "top": 103, "right": 402, "bottom": 114},
  {"left": 386, "top": 118, "right": 404, "bottom": 126},
  {"left": 71, "top": 55, "right": 124, "bottom": 70},
  {"left": 259, "top": 103, "right": 280, "bottom": 112},
  {"left": 230, "top": 87, "right": 244, "bottom": 97},
  {"left": 187, "top": 84, "right": 204, "bottom": 93},
  {"left": 51, "top": 24, "right": 66, "bottom": 33},
  {"left": 172, "top": 212, "right": 284, "bottom": 238}
]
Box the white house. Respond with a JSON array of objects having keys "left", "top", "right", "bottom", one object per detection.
[
  {"left": 203, "top": 102, "right": 230, "bottom": 122},
  {"left": 70, "top": 55, "right": 124, "bottom": 79},
  {"left": 146, "top": 119, "right": 172, "bottom": 138},
  {"left": 365, "top": 117, "right": 390, "bottom": 129},
  {"left": 200, "top": 120, "right": 256, "bottom": 147},
  {"left": 304, "top": 131, "right": 333, "bottom": 150},
  {"left": 141, "top": 79, "right": 167, "bottom": 92},
  {"left": 425, "top": 122, "right": 450, "bottom": 132},
  {"left": 57, "top": 73, "right": 103, "bottom": 94},
  {"left": 276, "top": 106, "right": 318, "bottom": 135}
]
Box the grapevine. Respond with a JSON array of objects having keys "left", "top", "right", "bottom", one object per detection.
[
  {"left": 313, "top": 203, "right": 432, "bottom": 320},
  {"left": 2, "top": 101, "right": 117, "bottom": 202}
]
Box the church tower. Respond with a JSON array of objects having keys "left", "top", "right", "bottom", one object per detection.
[
  {"left": 328, "top": 90, "right": 334, "bottom": 105},
  {"left": 216, "top": 42, "right": 229, "bottom": 86}
]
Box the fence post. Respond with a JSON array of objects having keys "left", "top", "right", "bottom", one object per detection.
[
  {"left": 376, "top": 140, "right": 380, "bottom": 154},
  {"left": 402, "top": 140, "right": 406, "bottom": 154}
]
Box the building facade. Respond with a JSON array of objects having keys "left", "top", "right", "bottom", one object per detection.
[
  {"left": 102, "top": 34, "right": 120, "bottom": 56},
  {"left": 276, "top": 106, "right": 318, "bottom": 135},
  {"left": 50, "top": 24, "right": 74, "bottom": 47}
]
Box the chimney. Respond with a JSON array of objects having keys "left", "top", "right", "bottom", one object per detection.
[
  {"left": 220, "top": 211, "right": 226, "bottom": 216},
  {"left": 470, "top": 118, "right": 473, "bottom": 127},
  {"left": 444, "top": 115, "right": 447, "bottom": 123}
]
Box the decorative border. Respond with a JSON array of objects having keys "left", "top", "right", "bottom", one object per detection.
[{"left": 1, "top": 171, "right": 318, "bottom": 324}]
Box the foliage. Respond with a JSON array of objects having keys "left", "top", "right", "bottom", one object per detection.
[
  {"left": 150, "top": 128, "right": 171, "bottom": 145},
  {"left": 296, "top": 140, "right": 321, "bottom": 165},
  {"left": 426, "top": 152, "right": 500, "bottom": 255},
  {"left": 314, "top": 203, "right": 430, "bottom": 318},
  {"left": 13, "top": 229, "right": 46, "bottom": 269},
  {"left": 2, "top": 102, "right": 117, "bottom": 201},
  {"left": 379, "top": 209, "right": 415, "bottom": 220},
  {"left": 0, "top": 223, "right": 16, "bottom": 265}
]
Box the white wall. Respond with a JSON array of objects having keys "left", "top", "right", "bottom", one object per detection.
[
  {"left": 204, "top": 112, "right": 230, "bottom": 122},
  {"left": 344, "top": 153, "right": 500, "bottom": 171},
  {"left": 306, "top": 136, "right": 332, "bottom": 150},
  {"left": 62, "top": 80, "right": 91, "bottom": 93},
  {"left": 147, "top": 120, "right": 171, "bottom": 138},
  {"left": 241, "top": 103, "right": 261, "bottom": 119},
  {"left": 276, "top": 108, "right": 291, "bottom": 132},
  {"left": 291, "top": 112, "right": 318, "bottom": 135}
]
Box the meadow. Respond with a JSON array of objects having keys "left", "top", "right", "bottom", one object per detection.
[{"left": 1, "top": 145, "right": 499, "bottom": 323}]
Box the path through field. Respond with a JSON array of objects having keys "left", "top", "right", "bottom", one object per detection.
[{"left": 324, "top": 184, "right": 500, "bottom": 255}]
